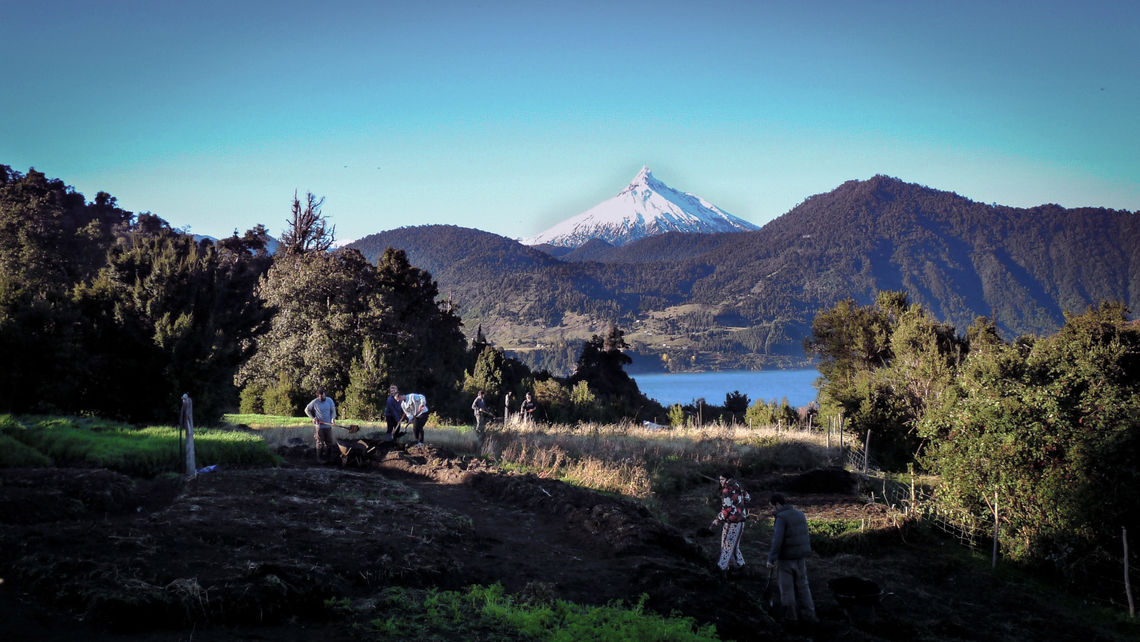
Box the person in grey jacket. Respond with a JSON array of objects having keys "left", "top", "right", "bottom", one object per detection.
[
  {"left": 766, "top": 493, "right": 817, "bottom": 623},
  {"left": 304, "top": 389, "right": 337, "bottom": 463}
]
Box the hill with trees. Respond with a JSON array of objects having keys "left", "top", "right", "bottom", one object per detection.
[
  {"left": 350, "top": 176, "right": 1138, "bottom": 374},
  {"left": 0, "top": 165, "right": 666, "bottom": 425}
]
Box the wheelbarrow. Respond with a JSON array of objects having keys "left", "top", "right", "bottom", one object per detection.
[
  {"left": 828, "top": 576, "right": 890, "bottom": 623},
  {"left": 336, "top": 438, "right": 381, "bottom": 467}
]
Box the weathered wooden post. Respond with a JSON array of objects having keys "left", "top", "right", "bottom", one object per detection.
[
  {"left": 1125, "top": 526, "right": 1135, "bottom": 618},
  {"left": 988, "top": 490, "right": 1000, "bottom": 570},
  {"left": 504, "top": 392, "right": 512, "bottom": 426},
  {"left": 862, "top": 430, "right": 871, "bottom": 474},
  {"left": 180, "top": 394, "right": 196, "bottom": 479},
  {"left": 839, "top": 412, "right": 844, "bottom": 449},
  {"left": 909, "top": 463, "right": 916, "bottom": 516}
]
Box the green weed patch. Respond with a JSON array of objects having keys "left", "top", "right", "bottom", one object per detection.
[
  {"left": 357, "top": 584, "right": 719, "bottom": 641},
  {"left": 0, "top": 415, "right": 280, "bottom": 477},
  {"left": 809, "top": 518, "right": 911, "bottom": 557}
]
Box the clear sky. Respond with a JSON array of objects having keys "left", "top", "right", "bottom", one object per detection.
[{"left": 3, "top": 0, "right": 1137, "bottom": 242}]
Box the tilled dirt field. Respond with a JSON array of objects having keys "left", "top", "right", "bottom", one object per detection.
[{"left": 0, "top": 442, "right": 1133, "bottom": 641}]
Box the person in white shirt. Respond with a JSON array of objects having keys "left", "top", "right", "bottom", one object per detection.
[{"left": 399, "top": 392, "right": 429, "bottom": 446}]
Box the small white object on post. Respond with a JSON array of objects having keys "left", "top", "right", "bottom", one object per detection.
[{"left": 180, "top": 394, "right": 196, "bottom": 478}]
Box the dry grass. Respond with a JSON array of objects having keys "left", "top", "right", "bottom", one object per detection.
[
  {"left": 482, "top": 421, "right": 845, "bottom": 500},
  {"left": 243, "top": 415, "right": 844, "bottom": 503}
]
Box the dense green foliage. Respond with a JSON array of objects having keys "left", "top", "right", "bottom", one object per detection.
[
  {"left": 0, "top": 165, "right": 657, "bottom": 425},
  {"left": 0, "top": 166, "right": 270, "bottom": 421},
  {"left": 237, "top": 244, "right": 470, "bottom": 420},
  {"left": 358, "top": 583, "right": 719, "bottom": 641},
  {"left": 349, "top": 177, "right": 1138, "bottom": 371},
  {"left": 0, "top": 414, "right": 279, "bottom": 477},
  {"left": 919, "top": 302, "right": 1140, "bottom": 566},
  {"left": 809, "top": 294, "right": 1140, "bottom": 570}
]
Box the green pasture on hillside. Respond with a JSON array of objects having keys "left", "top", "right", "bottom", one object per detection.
[{"left": 0, "top": 414, "right": 279, "bottom": 477}]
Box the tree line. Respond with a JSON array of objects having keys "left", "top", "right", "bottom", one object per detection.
[
  {"left": 0, "top": 166, "right": 662, "bottom": 426},
  {"left": 807, "top": 290, "right": 1139, "bottom": 575}
]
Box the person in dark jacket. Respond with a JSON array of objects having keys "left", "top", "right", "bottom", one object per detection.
[
  {"left": 766, "top": 493, "right": 817, "bottom": 623},
  {"left": 384, "top": 385, "right": 402, "bottom": 440},
  {"left": 709, "top": 475, "right": 750, "bottom": 572}
]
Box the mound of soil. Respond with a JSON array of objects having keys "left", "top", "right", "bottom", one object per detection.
[{"left": 1, "top": 444, "right": 1133, "bottom": 641}]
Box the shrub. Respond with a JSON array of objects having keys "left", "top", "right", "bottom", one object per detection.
[
  {"left": 239, "top": 384, "right": 265, "bottom": 414},
  {"left": 262, "top": 373, "right": 302, "bottom": 418}
]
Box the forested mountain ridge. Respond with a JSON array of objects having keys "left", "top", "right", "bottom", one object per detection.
[{"left": 349, "top": 176, "right": 1138, "bottom": 374}]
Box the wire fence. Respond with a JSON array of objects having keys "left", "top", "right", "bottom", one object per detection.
[{"left": 845, "top": 439, "right": 1137, "bottom": 616}]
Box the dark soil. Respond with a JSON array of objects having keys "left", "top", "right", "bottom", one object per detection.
[{"left": 0, "top": 441, "right": 1134, "bottom": 641}]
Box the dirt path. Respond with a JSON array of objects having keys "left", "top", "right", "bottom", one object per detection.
[{"left": 383, "top": 462, "right": 633, "bottom": 601}]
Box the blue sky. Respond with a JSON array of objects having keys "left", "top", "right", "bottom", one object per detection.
[{"left": 3, "top": 0, "right": 1137, "bottom": 242}]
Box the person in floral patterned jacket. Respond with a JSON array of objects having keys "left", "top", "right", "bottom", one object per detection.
[{"left": 709, "top": 474, "right": 751, "bottom": 573}]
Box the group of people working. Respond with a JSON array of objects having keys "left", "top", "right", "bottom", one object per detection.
[
  {"left": 305, "top": 387, "right": 540, "bottom": 461},
  {"left": 307, "top": 388, "right": 810, "bottom": 623},
  {"left": 711, "top": 475, "right": 818, "bottom": 625},
  {"left": 470, "top": 390, "right": 538, "bottom": 437},
  {"left": 303, "top": 385, "right": 431, "bottom": 463}
]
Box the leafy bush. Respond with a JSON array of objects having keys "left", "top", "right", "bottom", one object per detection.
[
  {"left": 744, "top": 398, "right": 798, "bottom": 428},
  {"left": 262, "top": 373, "right": 302, "bottom": 418},
  {"left": 920, "top": 302, "right": 1140, "bottom": 566},
  {"left": 239, "top": 384, "right": 265, "bottom": 414}
]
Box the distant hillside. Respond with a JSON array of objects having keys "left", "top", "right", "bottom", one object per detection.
[{"left": 350, "top": 176, "right": 1138, "bottom": 375}]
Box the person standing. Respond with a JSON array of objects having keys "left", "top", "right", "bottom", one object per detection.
[
  {"left": 384, "top": 385, "right": 402, "bottom": 441},
  {"left": 472, "top": 390, "right": 487, "bottom": 437},
  {"left": 709, "top": 474, "right": 750, "bottom": 573},
  {"left": 520, "top": 392, "right": 537, "bottom": 424},
  {"left": 400, "top": 392, "right": 429, "bottom": 446},
  {"left": 304, "top": 389, "right": 337, "bottom": 463},
  {"left": 766, "top": 493, "right": 817, "bottom": 623}
]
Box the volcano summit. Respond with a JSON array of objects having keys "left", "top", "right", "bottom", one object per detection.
[{"left": 523, "top": 166, "right": 758, "bottom": 248}]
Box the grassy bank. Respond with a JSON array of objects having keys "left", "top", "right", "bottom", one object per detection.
[{"left": 0, "top": 414, "right": 280, "bottom": 477}]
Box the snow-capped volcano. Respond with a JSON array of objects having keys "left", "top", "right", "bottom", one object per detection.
[{"left": 522, "top": 166, "right": 758, "bottom": 248}]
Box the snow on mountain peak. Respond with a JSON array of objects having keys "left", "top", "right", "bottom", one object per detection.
[{"left": 523, "top": 167, "right": 758, "bottom": 248}]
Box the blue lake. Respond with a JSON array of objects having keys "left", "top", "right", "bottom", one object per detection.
[{"left": 632, "top": 369, "right": 820, "bottom": 408}]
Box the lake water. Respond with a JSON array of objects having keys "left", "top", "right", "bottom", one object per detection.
[{"left": 632, "top": 369, "right": 820, "bottom": 408}]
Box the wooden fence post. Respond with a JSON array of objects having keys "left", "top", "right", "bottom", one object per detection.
[
  {"left": 180, "top": 394, "right": 196, "bottom": 479},
  {"left": 826, "top": 416, "right": 832, "bottom": 449},
  {"left": 908, "top": 463, "right": 916, "bottom": 516},
  {"left": 1125, "top": 526, "right": 1135, "bottom": 618},
  {"left": 839, "top": 412, "right": 844, "bottom": 449},
  {"left": 862, "top": 430, "right": 871, "bottom": 474},
  {"left": 991, "top": 491, "right": 1000, "bottom": 570}
]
